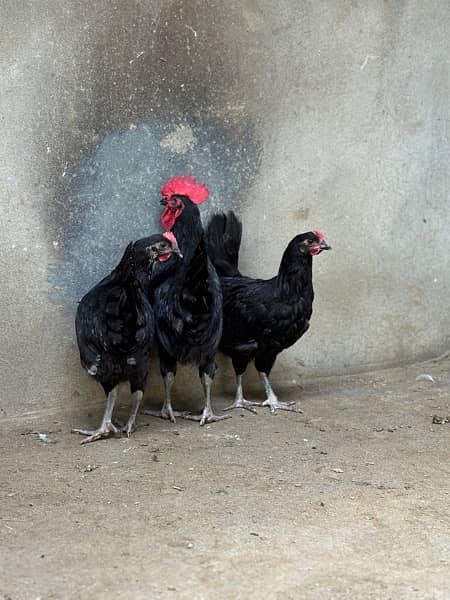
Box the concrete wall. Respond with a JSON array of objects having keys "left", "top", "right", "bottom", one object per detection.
[{"left": 1, "top": 0, "right": 449, "bottom": 419}]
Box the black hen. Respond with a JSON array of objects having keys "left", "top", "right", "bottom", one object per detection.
[
  {"left": 206, "top": 212, "right": 331, "bottom": 413},
  {"left": 73, "top": 237, "right": 178, "bottom": 443},
  {"left": 140, "top": 176, "right": 229, "bottom": 425}
]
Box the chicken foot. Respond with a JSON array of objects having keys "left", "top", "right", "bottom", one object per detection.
[
  {"left": 255, "top": 372, "right": 301, "bottom": 413},
  {"left": 143, "top": 373, "right": 186, "bottom": 423},
  {"left": 72, "top": 387, "right": 121, "bottom": 444},
  {"left": 121, "top": 390, "right": 143, "bottom": 436},
  {"left": 223, "top": 375, "right": 258, "bottom": 413},
  {"left": 182, "top": 374, "right": 231, "bottom": 425}
]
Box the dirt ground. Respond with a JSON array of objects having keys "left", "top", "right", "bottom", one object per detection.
[{"left": 1, "top": 357, "right": 449, "bottom": 600}]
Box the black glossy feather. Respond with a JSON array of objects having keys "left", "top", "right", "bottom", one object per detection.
[
  {"left": 75, "top": 242, "right": 154, "bottom": 394},
  {"left": 206, "top": 212, "right": 317, "bottom": 377},
  {"left": 138, "top": 198, "right": 223, "bottom": 376}
]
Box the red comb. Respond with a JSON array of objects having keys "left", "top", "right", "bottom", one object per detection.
[
  {"left": 312, "top": 229, "right": 327, "bottom": 241},
  {"left": 163, "top": 231, "right": 178, "bottom": 246},
  {"left": 161, "top": 175, "right": 209, "bottom": 205}
]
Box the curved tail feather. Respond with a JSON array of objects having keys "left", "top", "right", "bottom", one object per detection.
[{"left": 205, "top": 211, "right": 242, "bottom": 277}]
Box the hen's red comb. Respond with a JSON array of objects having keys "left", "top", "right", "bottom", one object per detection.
[
  {"left": 161, "top": 175, "right": 209, "bottom": 205},
  {"left": 312, "top": 229, "right": 327, "bottom": 242},
  {"left": 163, "top": 231, "right": 178, "bottom": 246}
]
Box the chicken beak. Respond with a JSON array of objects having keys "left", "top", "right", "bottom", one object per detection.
[{"left": 320, "top": 240, "right": 331, "bottom": 250}]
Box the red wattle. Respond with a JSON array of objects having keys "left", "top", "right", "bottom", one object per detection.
[{"left": 161, "top": 206, "right": 182, "bottom": 231}]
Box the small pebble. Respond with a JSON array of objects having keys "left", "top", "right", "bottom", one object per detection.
[
  {"left": 416, "top": 374, "right": 435, "bottom": 383},
  {"left": 37, "top": 433, "right": 57, "bottom": 444},
  {"left": 84, "top": 464, "right": 98, "bottom": 472},
  {"left": 432, "top": 415, "right": 449, "bottom": 424}
]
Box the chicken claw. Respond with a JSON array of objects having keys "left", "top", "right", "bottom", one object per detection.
[
  {"left": 143, "top": 374, "right": 178, "bottom": 422},
  {"left": 121, "top": 421, "right": 137, "bottom": 436},
  {"left": 224, "top": 374, "right": 258, "bottom": 413},
  {"left": 121, "top": 390, "right": 143, "bottom": 436},
  {"left": 72, "top": 422, "right": 121, "bottom": 444},
  {"left": 258, "top": 397, "right": 301, "bottom": 413},
  {"left": 143, "top": 407, "right": 186, "bottom": 423},
  {"left": 257, "top": 373, "right": 302, "bottom": 413},
  {"left": 181, "top": 407, "right": 231, "bottom": 426},
  {"left": 183, "top": 373, "right": 232, "bottom": 425},
  {"left": 223, "top": 398, "right": 258, "bottom": 413}
]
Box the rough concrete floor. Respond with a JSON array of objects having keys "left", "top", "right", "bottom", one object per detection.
[{"left": 1, "top": 357, "right": 450, "bottom": 600}]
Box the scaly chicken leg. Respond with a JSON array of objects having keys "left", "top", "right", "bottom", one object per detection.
[
  {"left": 223, "top": 375, "right": 258, "bottom": 413},
  {"left": 122, "top": 390, "right": 143, "bottom": 435},
  {"left": 73, "top": 386, "right": 121, "bottom": 444},
  {"left": 256, "top": 372, "right": 300, "bottom": 413},
  {"left": 143, "top": 372, "right": 182, "bottom": 422},
  {"left": 182, "top": 373, "right": 231, "bottom": 425}
]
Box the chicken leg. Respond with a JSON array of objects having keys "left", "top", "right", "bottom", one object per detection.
[
  {"left": 223, "top": 375, "right": 258, "bottom": 413},
  {"left": 122, "top": 390, "right": 143, "bottom": 436},
  {"left": 73, "top": 386, "right": 121, "bottom": 444},
  {"left": 143, "top": 373, "right": 187, "bottom": 423},
  {"left": 182, "top": 373, "right": 231, "bottom": 425},
  {"left": 256, "top": 372, "right": 300, "bottom": 413}
]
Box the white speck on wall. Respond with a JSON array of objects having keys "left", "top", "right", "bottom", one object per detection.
[
  {"left": 129, "top": 51, "right": 144, "bottom": 64},
  {"left": 160, "top": 125, "right": 197, "bottom": 154},
  {"left": 185, "top": 25, "right": 197, "bottom": 38},
  {"left": 52, "top": 241, "right": 59, "bottom": 247},
  {"left": 360, "top": 54, "right": 379, "bottom": 70}
]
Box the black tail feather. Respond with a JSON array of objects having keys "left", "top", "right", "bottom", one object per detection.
[
  {"left": 111, "top": 242, "right": 135, "bottom": 283},
  {"left": 205, "top": 211, "right": 242, "bottom": 277}
]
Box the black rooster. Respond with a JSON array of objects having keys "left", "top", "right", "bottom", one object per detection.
[
  {"left": 206, "top": 212, "right": 331, "bottom": 413},
  {"left": 141, "top": 176, "right": 229, "bottom": 425},
  {"left": 73, "top": 236, "right": 180, "bottom": 443}
]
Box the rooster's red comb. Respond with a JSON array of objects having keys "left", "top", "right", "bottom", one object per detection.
[
  {"left": 161, "top": 175, "right": 209, "bottom": 205},
  {"left": 312, "top": 229, "right": 327, "bottom": 242}
]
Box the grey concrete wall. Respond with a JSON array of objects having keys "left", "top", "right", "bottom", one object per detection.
[{"left": 1, "top": 0, "right": 449, "bottom": 419}]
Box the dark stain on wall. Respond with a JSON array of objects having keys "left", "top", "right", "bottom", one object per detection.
[
  {"left": 48, "top": 117, "right": 261, "bottom": 305},
  {"left": 45, "top": 0, "right": 264, "bottom": 305}
]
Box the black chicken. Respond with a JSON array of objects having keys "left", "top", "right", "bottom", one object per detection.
[
  {"left": 73, "top": 236, "right": 180, "bottom": 443},
  {"left": 141, "top": 175, "right": 229, "bottom": 425},
  {"left": 205, "top": 211, "right": 331, "bottom": 413}
]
